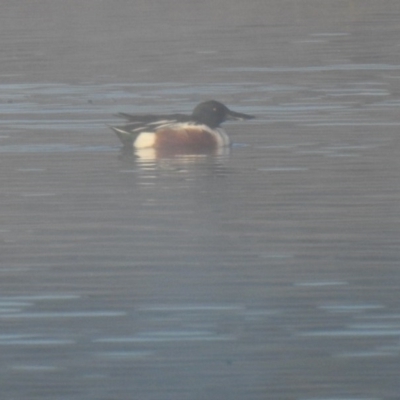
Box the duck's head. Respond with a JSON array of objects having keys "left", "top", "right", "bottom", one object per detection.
[{"left": 191, "top": 100, "right": 254, "bottom": 128}]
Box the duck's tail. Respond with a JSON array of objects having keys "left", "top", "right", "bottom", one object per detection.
[{"left": 108, "top": 125, "right": 138, "bottom": 148}]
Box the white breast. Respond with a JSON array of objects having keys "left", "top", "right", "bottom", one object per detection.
[{"left": 212, "top": 127, "right": 231, "bottom": 147}]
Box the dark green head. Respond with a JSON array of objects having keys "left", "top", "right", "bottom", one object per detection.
[{"left": 191, "top": 100, "right": 254, "bottom": 128}]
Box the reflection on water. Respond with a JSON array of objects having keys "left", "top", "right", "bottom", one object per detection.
[
  {"left": 117, "top": 146, "right": 232, "bottom": 179},
  {"left": 133, "top": 145, "right": 230, "bottom": 162}
]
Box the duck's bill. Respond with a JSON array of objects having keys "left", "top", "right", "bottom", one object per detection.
[{"left": 226, "top": 109, "right": 255, "bottom": 121}]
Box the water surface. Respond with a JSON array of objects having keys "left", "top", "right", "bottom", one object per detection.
[{"left": 1, "top": 1, "right": 400, "bottom": 399}]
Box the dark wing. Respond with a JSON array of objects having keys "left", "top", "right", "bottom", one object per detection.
[
  {"left": 110, "top": 113, "right": 193, "bottom": 148},
  {"left": 117, "top": 112, "right": 191, "bottom": 123}
]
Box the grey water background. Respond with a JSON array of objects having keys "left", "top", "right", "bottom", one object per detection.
[{"left": 1, "top": 1, "right": 400, "bottom": 399}]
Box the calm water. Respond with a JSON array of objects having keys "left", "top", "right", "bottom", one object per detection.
[{"left": 1, "top": 1, "right": 400, "bottom": 399}]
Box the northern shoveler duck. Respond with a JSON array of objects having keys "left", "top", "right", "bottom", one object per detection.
[{"left": 109, "top": 100, "right": 254, "bottom": 151}]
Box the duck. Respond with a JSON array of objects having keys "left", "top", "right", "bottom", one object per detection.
[{"left": 109, "top": 100, "right": 254, "bottom": 151}]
